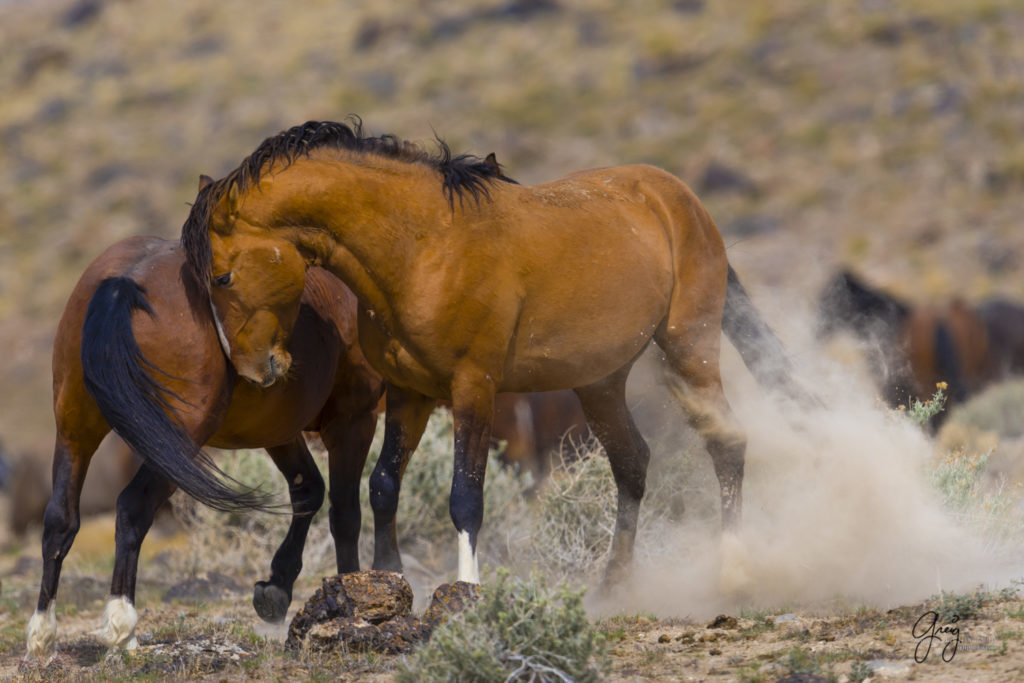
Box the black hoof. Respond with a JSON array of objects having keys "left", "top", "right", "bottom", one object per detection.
[{"left": 253, "top": 581, "right": 291, "bottom": 623}]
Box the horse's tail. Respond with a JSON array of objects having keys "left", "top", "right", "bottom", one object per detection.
[
  {"left": 81, "top": 276, "right": 272, "bottom": 512},
  {"left": 722, "top": 264, "right": 820, "bottom": 407}
]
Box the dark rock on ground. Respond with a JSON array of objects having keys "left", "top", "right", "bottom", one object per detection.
[
  {"left": 287, "top": 572, "right": 480, "bottom": 654},
  {"left": 422, "top": 581, "right": 482, "bottom": 627},
  {"left": 707, "top": 614, "right": 739, "bottom": 630}
]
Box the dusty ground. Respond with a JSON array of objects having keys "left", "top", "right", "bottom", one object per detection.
[{"left": 2, "top": 510, "right": 1024, "bottom": 682}]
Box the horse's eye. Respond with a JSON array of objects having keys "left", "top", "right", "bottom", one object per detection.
[{"left": 213, "top": 272, "right": 232, "bottom": 288}]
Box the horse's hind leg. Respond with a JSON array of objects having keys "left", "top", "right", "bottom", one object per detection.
[
  {"left": 655, "top": 310, "right": 747, "bottom": 525},
  {"left": 27, "top": 428, "right": 106, "bottom": 658},
  {"left": 253, "top": 437, "right": 325, "bottom": 623},
  {"left": 103, "top": 463, "right": 174, "bottom": 649},
  {"left": 573, "top": 366, "right": 651, "bottom": 587},
  {"left": 320, "top": 410, "right": 377, "bottom": 574},
  {"left": 655, "top": 310, "right": 751, "bottom": 592}
]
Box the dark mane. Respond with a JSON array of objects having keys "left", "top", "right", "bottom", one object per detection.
[{"left": 181, "top": 118, "right": 513, "bottom": 284}]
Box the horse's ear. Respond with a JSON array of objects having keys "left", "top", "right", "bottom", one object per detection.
[
  {"left": 198, "top": 174, "right": 214, "bottom": 191},
  {"left": 484, "top": 152, "right": 499, "bottom": 170},
  {"left": 226, "top": 183, "right": 240, "bottom": 217}
]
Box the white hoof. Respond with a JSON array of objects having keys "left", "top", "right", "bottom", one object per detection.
[
  {"left": 95, "top": 596, "right": 139, "bottom": 650},
  {"left": 25, "top": 602, "right": 57, "bottom": 659},
  {"left": 719, "top": 531, "right": 753, "bottom": 596}
]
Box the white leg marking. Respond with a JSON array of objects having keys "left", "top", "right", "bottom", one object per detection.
[
  {"left": 96, "top": 596, "right": 139, "bottom": 650},
  {"left": 209, "top": 300, "right": 232, "bottom": 359},
  {"left": 457, "top": 530, "right": 480, "bottom": 584},
  {"left": 25, "top": 601, "right": 57, "bottom": 659}
]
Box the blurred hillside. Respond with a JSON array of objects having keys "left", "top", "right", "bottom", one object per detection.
[{"left": 2, "top": 0, "right": 1023, "bottom": 455}]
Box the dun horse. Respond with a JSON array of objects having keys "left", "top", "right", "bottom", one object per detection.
[
  {"left": 26, "top": 228, "right": 383, "bottom": 658},
  {"left": 181, "top": 119, "right": 809, "bottom": 586},
  {"left": 818, "top": 269, "right": 1024, "bottom": 426}
]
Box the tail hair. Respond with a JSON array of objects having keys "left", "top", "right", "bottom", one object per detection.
[
  {"left": 723, "top": 265, "right": 821, "bottom": 408},
  {"left": 81, "top": 277, "right": 274, "bottom": 512}
]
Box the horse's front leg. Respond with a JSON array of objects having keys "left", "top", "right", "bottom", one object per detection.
[
  {"left": 369, "top": 384, "right": 435, "bottom": 572},
  {"left": 26, "top": 433, "right": 102, "bottom": 658},
  {"left": 449, "top": 373, "right": 496, "bottom": 585},
  {"left": 253, "top": 438, "right": 325, "bottom": 623},
  {"left": 103, "top": 463, "right": 175, "bottom": 650},
  {"left": 321, "top": 410, "right": 378, "bottom": 574}
]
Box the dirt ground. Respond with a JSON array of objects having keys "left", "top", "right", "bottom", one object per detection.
[{"left": 2, "top": 512, "right": 1023, "bottom": 682}]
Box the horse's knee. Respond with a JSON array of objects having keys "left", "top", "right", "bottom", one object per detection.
[
  {"left": 292, "top": 470, "right": 325, "bottom": 517},
  {"left": 369, "top": 465, "right": 400, "bottom": 518},
  {"left": 114, "top": 489, "right": 154, "bottom": 553},
  {"left": 41, "top": 499, "right": 79, "bottom": 557}
]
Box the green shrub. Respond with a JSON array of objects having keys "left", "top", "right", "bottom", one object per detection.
[{"left": 397, "top": 570, "right": 608, "bottom": 683}]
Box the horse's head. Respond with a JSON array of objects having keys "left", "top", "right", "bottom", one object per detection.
[
  {"left": 200, "top": 175, "right": 308, "bottom": 387},
  {"left": 816, "top": 269, "right": 910, "bottom": 341}
]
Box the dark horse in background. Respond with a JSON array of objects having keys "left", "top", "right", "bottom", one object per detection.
[
  {"left": 818, "top": 269, "right": 1024, "bottom": 427},
  {"left": 26, "top": 229, "right": 385, "bottom": 658}
]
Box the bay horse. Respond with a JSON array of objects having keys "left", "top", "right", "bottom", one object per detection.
[
  {"left": 818, "top": 269, "right": 1024, "bottom": 427},
  {"left": 25, "top": 227, "right": 384, "bottom": 658},
  {"left": 180, "top": 119, "right": 810, "bottom": 587}
]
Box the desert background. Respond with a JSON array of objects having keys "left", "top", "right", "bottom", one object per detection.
[{"left": 4, "top": 0, "right": 1024, "bottom": 680}]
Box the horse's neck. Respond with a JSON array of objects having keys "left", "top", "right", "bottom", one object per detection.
[{"left": 282, "top": 159, "right": 450, "bottom": 319}]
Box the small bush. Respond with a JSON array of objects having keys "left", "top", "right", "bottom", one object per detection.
[
  {"left": 905, "top": 383, "right": 947, "bottom": 426},
  {"left": 522, "top": 432, "right": 708, "bottom": 584},
  {"left": 397, "top": 570, "right": 608, "bottom": 682}
]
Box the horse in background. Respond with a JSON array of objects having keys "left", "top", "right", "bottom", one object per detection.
[
  {"left": 26, "top": 229, "right": 384, "bottom": 659},
  {"left": 817, "top": 269, "right": 1024, "bottom": 426},
  {"left": 493, "top": 391, "right": 588, "bottom": 482}
]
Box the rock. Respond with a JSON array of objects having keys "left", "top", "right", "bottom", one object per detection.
[
  {"left": 707, "top": 614, "right": 739, "bottom": 630},
  {"left": 304, "top": 615, "right": 432, "bottom": 654},
  {"left": 163, "top": 571, "right": 244, "bottom": 604},
  {"left": 287, "top": 571, "right": 418, "bottom": 651},
  {"left": 339, "top": 570, "right": 413, "bottom": 623},
  {"left": 287, "top": 573, "right": 482, "bottom": 654},
  {"left": 866, "top": 659, "right": 912, "bottom": 677},
  {"left": 422, "top": 581, "right": 482, "bottom": 627}
]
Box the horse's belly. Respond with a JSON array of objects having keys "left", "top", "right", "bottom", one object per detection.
[{"left": 501, "top": 330, "right": 657, "bottom": 392}]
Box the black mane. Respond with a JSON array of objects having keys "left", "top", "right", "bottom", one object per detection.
[{"left": 181, "top": 118, "right": 513, "bottom": 284}]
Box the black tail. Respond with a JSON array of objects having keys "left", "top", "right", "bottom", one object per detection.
[
  {"left": 722, "top": 265, "right": 820, "bottom": 407},
  {"left": 81, "top": 277, "right": 272, "bottom": 512}
]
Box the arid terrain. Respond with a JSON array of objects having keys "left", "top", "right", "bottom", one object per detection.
[{"left": 4, "top": 0, "right": 1024, "bottom": 680}]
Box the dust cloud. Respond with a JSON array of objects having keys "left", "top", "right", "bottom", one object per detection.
[{"left": 590, "top": 307, "right": 1022, "bottom": 620}]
